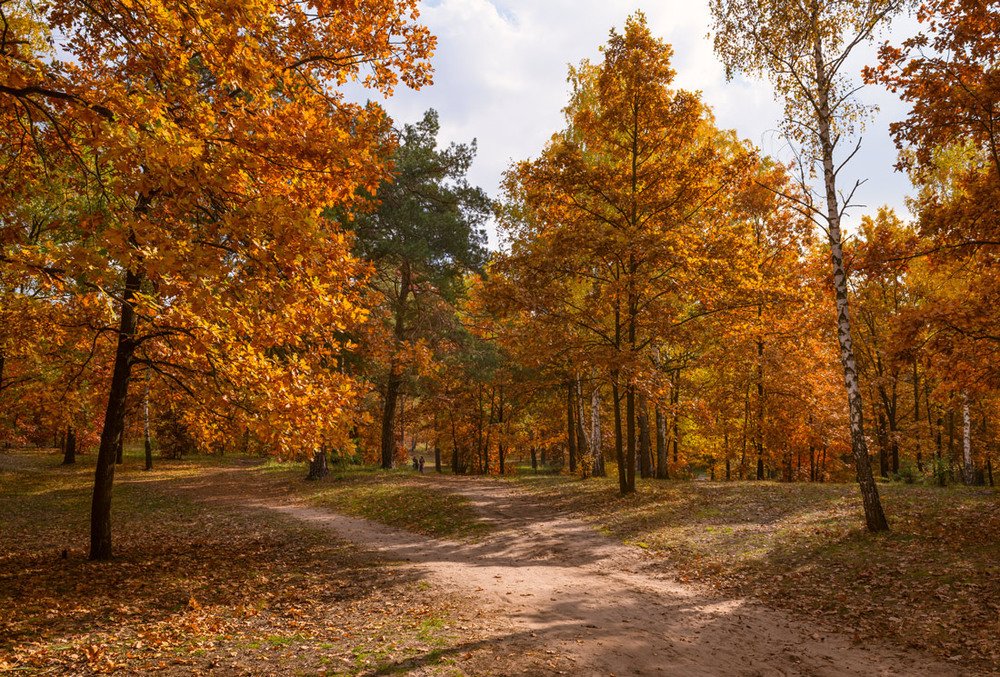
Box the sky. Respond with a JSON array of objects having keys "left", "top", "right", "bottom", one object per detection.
[{"left": 352, "top": 0, "right": 919, "bottom": 248}]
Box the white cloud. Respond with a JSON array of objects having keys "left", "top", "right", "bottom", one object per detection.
[{"left": 355, "top": 1, "right": 919, "bottom": 246}]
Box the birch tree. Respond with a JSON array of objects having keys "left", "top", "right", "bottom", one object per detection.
[{"left": 709, "top": 0, "right": 902, "bottom": 530}]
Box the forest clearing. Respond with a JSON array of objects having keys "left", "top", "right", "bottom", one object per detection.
[{"left": 1, "top": 448, "right": 997, "bottom": 675}]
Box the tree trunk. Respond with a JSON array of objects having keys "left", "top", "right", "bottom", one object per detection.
[
  {"left": 756, "top": 341, "right": 765, "bottom": 480},
  {"left": 497, "top": 387, "right": 506, "bottom": 475},
  {"left": 380, "top": 262, "right": 411, "bottom": 470},
  {"left": 809, "top": 440, "right": 816, "bottom": 482},
  {"left": 948, "top": 409, "right": 956, "bottom": 482},
  {"left": 740, "top": 382, "right": 749, "bottom": 479},
  {"left": 478, "top": 385, "right": 490, "bottom": 474},
  {"left": 574, "top": 376, "right": 592, "bottom": 478},
  {"left": 409, "top": 427, "right": 419, "bottom": 457},
  {"left": 638, "top": 391, "right": 652, "bottom": 479},
  {"left": 914, "top": 359, "right": 923, "bottom": 472},
  {"left": 874, "top": 399, "right": 889, "bottom": 479},
  {"left": 671, "top": 369, "right": 681, "bottom": 466},
  {"left": 433, "top": 412, "right": 442, "bottom": 474},
  {"left": 813, "top": 31, "right": 888, "bottom": 531},
  {"left": 926, "top": 372, "right": 937, "bottom": 457},
  {"left": 62, "top": 426, "right": 76, "bottom": 465},
  {"left": 475, "top": 385, "right": 483, "bottom": 473},
  {"left": 380, "top": 369, "right": 402, "bottom": 470},
  {"left": 575, "top": 379, "right": 589, "bottom": 477},
  {"left": 567, "top": 382, "right": 577, "bottom": 474},
  {"left": 143, "top": 365, "right": 153, "bottom": 471},
  {"left": 875, "top": 379, "right": 899, "bottom": 477},
  {"left": 655, "top": 404, "right": 669, "bottom": 480},
  {"left": 671, "top": 408, "right": 680, "bottom": 468},
  {"left": 936, "top": 408, "right": 945, "bottom": 486},
  {"left": 626, "top": 384, "right": 636, "bottom": 493},
  {"left": 90, "top": 266, "right": 144, "bottom": 560},
  {"left": 612, "top": 377, "right": 629, "bottom": 494},
  {"left": 450, "top": 410, "right": 460, "bottom": 474},
  {"left": 307, "top": 447, "right": 328, "bottom": 480},
  {"left": 889, "top": 385, "right": 900, "bottom": 474},
  {"left": 935, "top": 407, "right": 943, "bottom": 459},
  {"left": 963, "top": 394, "right": 974, "bottom": 485},
  {"left": 723, "top": 430, "right": 730, "bottom": 481},
  {"left": 590, "top": 379, "right": 605, "bottom": 477}
]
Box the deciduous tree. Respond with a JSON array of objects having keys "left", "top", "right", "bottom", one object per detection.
[
  {"left": 496, "top": 13, "right": 754, "bottom": 494},
  {"left": 0, "top": 0, "right": 434, "bottom": 559}
]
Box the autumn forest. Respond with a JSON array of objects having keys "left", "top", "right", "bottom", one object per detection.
[{"left": 3, "top": 0, "right": 1000, "bottom": 674}]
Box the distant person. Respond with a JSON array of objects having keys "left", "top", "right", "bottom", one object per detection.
[
  {"left": 419, "top": 456, "right": 425, "bottom": 473},
  {"left": 412, "top": 457, "right": 419, "bottom": 471}
]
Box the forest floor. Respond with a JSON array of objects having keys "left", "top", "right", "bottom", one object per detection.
[
  {"left": 500, "top": 470, "right": 1000, "bottom": 670},
  {"left": 1, "top": 451, "right": 997, "bottom": 676}
]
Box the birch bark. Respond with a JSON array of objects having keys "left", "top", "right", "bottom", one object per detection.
[
  {"left": 813, "top": 31, "right": 888, "bottom": 531},
  {"left": 963, "top": 394, "right": 973, "bottom": 485}
]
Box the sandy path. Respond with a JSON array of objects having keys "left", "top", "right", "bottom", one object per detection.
[{"left": 186, "top": 470, "right": 975, "bottom": 676}]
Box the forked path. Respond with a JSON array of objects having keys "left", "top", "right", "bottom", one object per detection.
[{"left": 199, "top": 472, "right": 971, "bottom": 676}]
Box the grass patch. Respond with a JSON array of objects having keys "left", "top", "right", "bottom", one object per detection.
[
  {"left": 507, "top": 473, "right": 1000, "bottom": 666},
  {"left": 0, "top": 450, "right": 510, "bottom": 676},
  {"left": 264, "top": 465, "right": 492, "bottom": 541}
]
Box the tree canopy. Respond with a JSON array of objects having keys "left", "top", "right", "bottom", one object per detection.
[{"left": 4, "top": 3, "right": 1000, "bottom": 550}]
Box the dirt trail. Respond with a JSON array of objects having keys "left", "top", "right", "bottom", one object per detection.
[{"left": 187, "top": 470, "right": 973, "bottom": 677}]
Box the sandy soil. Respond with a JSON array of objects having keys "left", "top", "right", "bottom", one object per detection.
[{"left": 209, "top": 473, "right": 977, "bottom": 677}]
